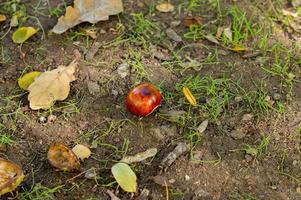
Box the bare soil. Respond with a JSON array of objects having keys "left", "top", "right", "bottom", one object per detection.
[{"left": 0, "top": 0, "right": 301, "bottom": 199}]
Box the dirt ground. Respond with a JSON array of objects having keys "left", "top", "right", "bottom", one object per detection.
[{"left": 0, "top": 0, "right": 301, "bottom": 199}]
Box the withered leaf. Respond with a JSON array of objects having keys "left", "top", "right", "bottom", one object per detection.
[
  {"left": 28, "top": 60, "right": 77, "bottom": 110},
  {"left": 183, "top": 16, "right": 201, "bottom": 28},
  {"left": 52, "top": 0, "right": 123, "bottom": 34},
  {"left": 182, "top": 87, "right": 197, "bottom": 106}
]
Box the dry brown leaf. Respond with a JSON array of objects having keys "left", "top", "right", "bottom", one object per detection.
[
  {"left": 183, "top": 16, "right": 201, "bottom": 28},
  {"left": 27, "top": 60, "right": 77, "bottom": 110},
  {"left": 52, "top": 0, "right": 123, "bottom": 34}
]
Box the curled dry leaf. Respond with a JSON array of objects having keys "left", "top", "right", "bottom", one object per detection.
[
  {"left": 160, "top": 142, "right": 190, "bottom": 168},
  {"left": 229, "top": 45, "right": 248, "bottom": 52},
  {"left": 52, "top": 0, "right": 123, "bottom": 34},
  {"left": 72, "top": 144, "right": 91, "bottom": 160},
  {"left": 47, "top": 143, "right": 80, "bottom": 171},
  {"left": 27, "top": 60, "right": 77, "bottom": 110},
  {"left": 12, "top": 27, "right": 38, "bottom": 44},
  {"left": 18, "top": 71, "right": 42, "bottom": 90},
  {"left": 223, "top": 26, "right": 232, "bottom": 41},
  {"left": 0, "top": 159, "right": 25, "bottom": 196},
  {"left": 182, "top": 87, "right": 197, "bottom": 106},
  {"left": 111, "top": 162, "right": 137, "bottom": 192},
  {"left": 121, "top": 148, "right": 158, "bottom": 164},
  {"left": 156, "top": 2, "right": 175, "bottom": 13},
  {"left": 197, "top": 119, "right": 209, "bottom": 134},
  {"left": 0, "top": 15, "right": 6, "bottom": 22},
  {"left": 204, "top": 34, "right": 219, "bottom": 45}
]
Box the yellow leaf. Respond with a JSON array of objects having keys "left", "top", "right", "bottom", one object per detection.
[
  {"left": 0, "top": 15, "right": 6, "bottom": 22},
  {"left": 156, "top": 3, "right": 175, "bottom": 12},
  {"left": 72, "top": 144, "right": 91, "bottom": 160},
  {"left": 12, "top": 27, "right": 38, "bottom": 44},
  {"left": 182, "top": 87, "right": 197, "bottom": 106},
  {"left": 111, "top": 163, "right": 137, "bottom": 192},
  {"left": 229, "top": 45, "right": 248, "bottom": 52},
  {"left": 27, "top": 60, "right": 77, "bottom": 110},
  {"left": 18, "top": 71, "right": 42, "bottom": 90},
  {"left": 52, "top": 0, "right": 123, "bottom": 34}
]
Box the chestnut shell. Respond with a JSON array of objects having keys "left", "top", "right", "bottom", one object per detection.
[
  {"left": 47, "top": 143, "right": 80, "bottom": 171},
  {"left": 126, "top": 83, "right": 162, "bottom": 117}
]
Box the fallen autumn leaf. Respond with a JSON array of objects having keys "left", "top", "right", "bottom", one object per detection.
[
  {"left": 52, "top": 0, "right": 123, "bottom": 34},
  {"left": 27, "top": 60, "right": 77, "bottom": 110}
]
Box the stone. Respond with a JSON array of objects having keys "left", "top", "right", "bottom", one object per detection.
[
  {"left": 230, "top": 129, "right": 246, "bottom": 139},
  {"left": 117, "top": 63, "right": 129, "bottom": 78},
  {"left": 234, "top": 96, "right": 243, "bottom": 103},
  {"left": 85, "top": 168, "right": 98, "bottom": 179},
  {"left": 242, "top": 113, "right": 254, "bottom": 121},
  {"left": 87, "top": 81, "right": 100, "bottom": 96},
  {"left": 170, "top": 20, "right": 181, "bottom": 27},
  {"left": 273, "top": 93, "right": 281, "bottom": 100},
  {"left": 166, "top": 28, "right": 182, "bottom": 42},
  {"left": 194, "top": 189, "right": 210, "bottom": 198}
]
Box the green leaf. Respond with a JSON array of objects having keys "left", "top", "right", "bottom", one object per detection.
[
  {"left": 12, "top": 27, "right": 38, "bottom": 44},
  {"left": 18, "top": 71, "right": 42, "bottom": 90},
  {"left": 111, "top": 162, "right": 137, "bottom": 192}
]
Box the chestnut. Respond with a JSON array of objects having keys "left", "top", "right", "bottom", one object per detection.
[
  {"left": 126, "top": 83, "right": 162, "bottom": 117},
  {"left": 0, "top": 159, "right": 25, "bottom": 196}
]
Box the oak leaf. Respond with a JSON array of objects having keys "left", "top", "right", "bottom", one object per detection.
[
  {"left": 52, "top": 0, "right": 123, "bottom": 34},
  {"left": 27, "top": 60, "right": 77, "bottom": 110}
]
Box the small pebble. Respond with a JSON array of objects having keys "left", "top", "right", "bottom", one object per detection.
[
  {"left": 170, "top": 20, "right": 181, "bottom": 27},
  {"left": 230, "top": 129, "right": 246, "bottom": 139},
  {"left": 47, "top": 115, "right": 57, "bottom": 123},
  {"left": 242, "top": 113, "right": 254, "bottom": 121},
  {"left": 87, "top": 81, "right": 100, "bottom": 96},
  {"left": 39, "top": 116, "right": 47, "bottom": 123},
  {"left": 117, "top": 63, "right": 129, "bottom": 78},
  {"left": 169, "top": 179, "right": 176, "bottom": 183},
  {"left": 273, "top": 93, "right": 281, "bottom": 100},
  {"left": 85, "top": 168, "right": 98, "bottom": 179},
  {"left": 234, "top": 96, "right": 243, "bottom": 103},
  {"left": 185, "top": 175, "right": 190, "bottom": 181},
  {"left": 166, "top": 28, "right": 182, "bottom": 42}
]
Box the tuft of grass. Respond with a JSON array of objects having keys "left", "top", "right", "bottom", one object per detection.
[
  {"left": 176, "top": 76, "right": 235, "bottom": 123},
  {"left": 0, "top": 133, "right": 14, "bottom": 146},
  {"left": 129, "top": 50, "right": 147, "bottom": 83},
  {"left": 19, "top": 183, "right": 64, "bottom": 200},
  {"left": 243, "top": 87, "right": 284, "bottom": 116},
  {"left": 122, "top": 13, "right": 159, "bottom": 45},
  {"left": 222, "top": 7, "right": 263, "bottom": 46},
  {"left": 183, "top": 25, "right": 204, "bottom": 41},
  {"left": 263, "top": 44, "right": 296, "bottom": 93}
]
